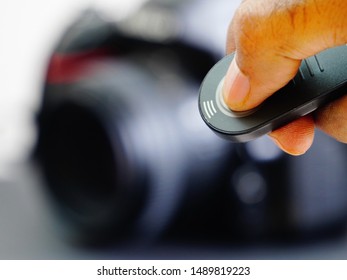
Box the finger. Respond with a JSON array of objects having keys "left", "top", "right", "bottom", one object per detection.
[
  {"left": 224, "top": 0, "right": 347, "bottom": 111},
  {"left": 226, "top": 21, "right": 236, "bottom": 54},
  {"left": 315, "top": 95, "right": 347, "bottom": 143},
  {"left": 268, "top": 115, "right": 315, "bottom": 156}
]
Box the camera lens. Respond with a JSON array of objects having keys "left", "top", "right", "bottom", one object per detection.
[
  {"left": 37, "top": 59, "right": 232, "bottom": 244},
  {"left": 42, "top": 102, "right": 117, "bottom": 214},
  {"left": 38, "top": 90, "right": 150, "bottom": 243}
]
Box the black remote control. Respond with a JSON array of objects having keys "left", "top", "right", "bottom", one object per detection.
[{"left": 199, "top": 45, "right": 347, "bottom": 142}]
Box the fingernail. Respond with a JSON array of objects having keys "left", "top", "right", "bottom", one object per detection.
[{"left": 223, "top": 57, "right": 250, "bottom": 109}]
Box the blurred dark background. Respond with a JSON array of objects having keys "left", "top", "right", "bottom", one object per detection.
[{"left": 2, "top": 0, "right": 347, "bottom": 259}]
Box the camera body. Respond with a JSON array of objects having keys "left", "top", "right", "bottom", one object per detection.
[{"left": 36, "top": 1, "right": 347, "bottom": 245}]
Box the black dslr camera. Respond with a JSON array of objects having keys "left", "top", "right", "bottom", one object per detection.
[{"left": 35, "top": 0, "right": 347, "bottom": 245}]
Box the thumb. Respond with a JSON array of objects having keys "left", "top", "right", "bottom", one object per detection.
[{"left": 223, "top": 0, "right": 347, "bottom": 111}]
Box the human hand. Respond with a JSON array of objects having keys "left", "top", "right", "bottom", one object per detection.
[{"left": 224, "top": 0, "right": 347, "bottom": 155}]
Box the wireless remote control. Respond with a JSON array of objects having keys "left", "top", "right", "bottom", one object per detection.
[{"left": 199, "top": 45, "right": 347, "bottom": 142}]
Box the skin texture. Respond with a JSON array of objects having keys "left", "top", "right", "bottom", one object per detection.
[{"left": 224, "top": 0, "right": 347, "bottom": 155}]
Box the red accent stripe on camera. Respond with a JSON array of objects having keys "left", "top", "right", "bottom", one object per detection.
[{"left": 46, "top": 48, "right": 110, "bottom": 84}]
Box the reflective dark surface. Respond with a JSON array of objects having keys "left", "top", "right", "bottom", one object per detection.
[{"left": 2, "top": 160, "right": 347, "bottom": 260}]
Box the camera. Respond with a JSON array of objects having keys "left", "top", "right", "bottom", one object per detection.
[{"left": 35, "top": 0, "right": 347, "bottom": 246}]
